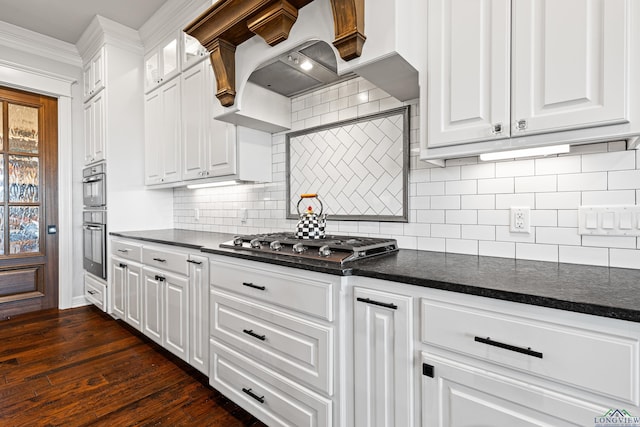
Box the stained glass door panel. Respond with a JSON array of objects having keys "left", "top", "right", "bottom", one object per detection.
[
  {"left": 9, "top": 155, "right": 39, "bottom": 203},
  {"left": 8, "top": 103, "right": 38, "bottom": 153},
  {"left": 9, "top": 207, "right": 39, "bottom": 254}
]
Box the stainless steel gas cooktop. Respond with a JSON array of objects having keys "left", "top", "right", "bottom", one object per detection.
[{"left": 220, "top": 233, "right": 398, "bottom": 264}]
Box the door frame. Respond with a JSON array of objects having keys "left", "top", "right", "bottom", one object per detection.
[{"left": 0, "top": 59, "right": 76, "bottom": 309}]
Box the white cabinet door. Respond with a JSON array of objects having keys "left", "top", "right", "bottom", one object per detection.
[
  {"left": 427, "top": 0, "right": 511, "bottom": 147},
  {"left": 144, "top": 78, "right": 181, "bottom": 185},
  {"left": 164, "top": 272, "right": 189, "bottom": 361},
  {"left": 142, "top": 268, "right": 163, "bottom": 345},
  {"left": 84, "top": 47, "right": 105, "bottom": 100},
  {"left": 205, "top": 62, "right": 237, "bottom": 177},
  {"left": 181, "top": 63, "right": 207, "bottom": 181},
  {"left": 83, "top": 91, "right": 105, "bottom": 165},
  {"left": 353, "top": 287, "right": 413, "bottom": 427},
  {"left": 188, "top": 255, "right": 209, "bottom": 374},
  {"left": 512, "top": 0, "right": 630, "bottom": 135},
  {"left": 111, "top": 257, "right": 126, "bottom": 319},
  {"left": 125, "top": 263, "right": 143, "bottom": 332},
  {"left": 421, "top": 353, "right": 607, "bottom": 427}
]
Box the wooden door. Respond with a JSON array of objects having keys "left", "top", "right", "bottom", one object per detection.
[
  {"left": 512, "top": 0, "right": 630, "bottom": 136},
  {"left": 0, "top": 86, "right": 58, "bottom": 319},
  {"left": 427, "top": 0, "right": 511, "bottom": 147},
  {"left": 353, "top": 287, "right": 413, "bottom": 427}
]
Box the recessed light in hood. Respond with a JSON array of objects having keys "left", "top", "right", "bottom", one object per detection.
[{"left": 248, "top": 41, "right": 353, "bottom": 97}]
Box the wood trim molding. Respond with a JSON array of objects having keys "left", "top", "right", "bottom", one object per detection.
[
  {"left": 184, "top": 0, "right": 313, "bottom": 106},
  {"left": 329, "top": 0, "right": 366, "bottom": 60}
]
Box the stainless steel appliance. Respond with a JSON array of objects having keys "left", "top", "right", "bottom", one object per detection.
[
  {"left": 82, "top": 163, "right": 106, "bottom": 208},
  {"left": 220, "top": 233, "right": 398, "bottom": 264},
  {"left": 83, "top": 210, "right": 107, "bottom": 279}
]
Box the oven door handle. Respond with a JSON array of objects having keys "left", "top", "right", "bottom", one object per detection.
[
  {"left": 83, "top": 225, "right": 104, "bottom": 231},
  {"left": 83, "top": 177, "right": 103, "bottom": 183}
]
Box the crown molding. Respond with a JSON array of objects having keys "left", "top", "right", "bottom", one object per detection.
[
  {"left": 139, "top": 0, "right": 210, "bottom": 51},
  {"left": 76, "top": 15, "right": 143, "bottom": 61},
  {"left": 0, "top": 20, "right": 81, "bottom": 67}
]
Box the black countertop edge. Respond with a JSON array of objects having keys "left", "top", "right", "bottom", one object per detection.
[{"left": 351, "top": 270, "right": 640, "bottom": 323}]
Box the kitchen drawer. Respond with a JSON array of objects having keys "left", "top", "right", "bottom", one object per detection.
[
  {"left": 210, "top": 339, "right": 332, "bottom": 427},
  {"left": 84, "top": 273, "right": 107, "bottom": 311},
  {"left": 111, "top": 239, "right": 142, "bottom": 262},
  {"left": 421, "top": 298, "right": 639, "bottom": 404},
  {"left": 142, "top": 246, "right": 188, "bottom": 276},
  {"left": 211, "top": 289, "right": 333, "bottom": 394},
  {"left": 210, "top": 257, "right": 335, "bottom": 321}
]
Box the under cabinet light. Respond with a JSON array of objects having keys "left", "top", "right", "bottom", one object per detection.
[
  {"left": 187, "top": 180, "right": 244, "bottom": 189},
  {"left": 479, "top": 144, "right": 570, "bottom": 161}
]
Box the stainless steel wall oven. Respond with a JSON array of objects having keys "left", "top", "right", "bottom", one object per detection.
[
  {"left": 83, "top": 210, "right": 106, "bottom": 279},
  {"left": 82, "top": 163, "right": 106, "bottom": 208}
]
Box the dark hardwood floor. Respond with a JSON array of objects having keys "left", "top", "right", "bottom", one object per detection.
[{"left": 0, "top": 305, "right": 267, "bottom": 426}]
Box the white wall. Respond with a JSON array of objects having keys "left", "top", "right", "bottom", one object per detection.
[{"left": 174, "top": 77, "right": 640, "bottom": 270}]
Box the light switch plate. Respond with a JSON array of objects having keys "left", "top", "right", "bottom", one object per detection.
[{"left": 578, "top": 205, "right": 640, "bottom": 236}]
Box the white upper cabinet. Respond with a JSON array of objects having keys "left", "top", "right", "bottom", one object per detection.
[
  {"left": 511, "top": 0, "right": 629, "bottom": 135},
  {"left": 144, "top": 34, "right": 180, "bottom": 92},
  {"left": 83, "top": 47, "right": 105, "bottom": 101},
  {"left": 181, "top": 60, "right": 237, "bottom": 181},
  {"left": 427, "top": 0, "right": 511, "bottom": 147},
  {"left": 424, "top": 0, "right": 634, "bottom": 156},
  {"left": 182, "top": 33, "right": 208, "bottom": 70}
]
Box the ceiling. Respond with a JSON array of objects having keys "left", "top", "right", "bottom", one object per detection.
[{"left": 0, "top": 0, "right": 169, "bottom": 44}]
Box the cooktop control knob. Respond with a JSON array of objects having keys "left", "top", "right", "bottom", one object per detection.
[
  {"left": 269, "top": 241, "right": 282, "bottom": 251},
  {"left": 318, "top": 245, "right": 331, "bottom": 257},
  {"left": 292, "top": 242, "right": 306, "bottom": 254},
  {"left": 250, "top": 238, "right": 262, "bottom": 248},
  {"left": 233, "top": 236, "right": 244, "bottom": 246}
]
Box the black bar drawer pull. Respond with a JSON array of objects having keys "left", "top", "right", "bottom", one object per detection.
[
  {"left": 154, "top": 275, "right": 165, "bottom": 282},
  {"left": 356, "top": 297, "right": 398, "bottom": 310},
  {"left": 242, "top": 387, "right": 264, "bottom": 403},
  {"left": 118, "top": 263, "right": 127, "bottom": 269},
  {"left": 117, "top": 248, "right": 130, "bottom": 253},
  {"left": 242, "top": 282, "right": 266, "bottom": 291},
  {"left": 474, "top": 336, "right": 543, "bottom": 359},
  {"left": 243, "top": 329, "right": 266, "bottom": 341},
  {"left": 186, "top": 259, "right": 202, "bottom": 265},
  {"left": 152, "top": 257, "right": 166, "bottom": 263}
]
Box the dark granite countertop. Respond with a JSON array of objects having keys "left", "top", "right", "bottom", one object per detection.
[{"left": 110, "top": 229, "right": 640, "bottom": 323}]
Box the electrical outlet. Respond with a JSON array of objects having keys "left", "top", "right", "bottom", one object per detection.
[
  {"left": 194, "top": 208, "right": 200, "bottom": 222},
  {"left": 510, "top": 207, "right": 530, "bottom": 233},
  {"left": 240, "top": 208, "right": 248, "bottom": 224}
]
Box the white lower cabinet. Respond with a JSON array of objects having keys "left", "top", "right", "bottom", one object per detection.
[
  {"left": 421, "top": 353, "right": 607, "bottom": 427},
  {"left": 110, "top": 239, "right": 209, "bottom": 371},
  {"left": 353, "top": 287, "right": 413, "bottom": 427},
  {"left": 208, "top": 255, "right": 341, "bottom": 427}
]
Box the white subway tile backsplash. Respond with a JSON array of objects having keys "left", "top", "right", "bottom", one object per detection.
[
  {"left": 610, "top": 248, "right": 640, "bottom": 269},
  {"left": 495, "top": 160, "right": 534, "bottom": 177},
  {"left": 431, "top": 195, "right": 461, "bottom": 210},
  {"left": 461, "top": 163, "right": 495, "bottom": 180},
  {"left": 479, "top": 241, "right": 515, "bottom": 258},
  {"left": 515, "top": 175, "right": 556, "bottom": 193},
  {"left": 462, "top": 225, "right": 495, "bottom": 240},
  {"left": 478, "top": 210, "right": 510, "bottom": 226},
  {"left": 536, "top": 227, "right": 581, "bottom": 246},
  {"left": 431, "top": 224, "right": 461, "bottom": 239},
  {"left": 495, "top": 193, "right": 535, "bottom": 209},
  {"left": 559, "top": 246, "right": 609, "bottom": 267},
  {"left": 446, "top": 239, "right": 478, "bottom": 255},
  {"left": 478, "top": 178, "right": 514, "bottom": 194},
  {"left": 535, "top": 156, "right": 581, "bottom": 176},
  {"left": 174, "top": 76, "right": 640, "bottom": 270},
  {"left": 608, "top": 170, "right": 640, "bottom": 190},
  {"left": 530, "top": 210, "right": 557, "bottom": 227},
  {"left": 516, "top": 243, "right": 559, "bottom": 262},
  {"left": 461, "top": 195, "right": 495, "bottom": 210},
  {"left": 557, "top": 172, "right": 607, "bottom": 191},
  {"left": 417, "top": 237, "right": 445, "bottom": 252},
  {"left": 445, "top": 180, "right": 477, "bottom": 195},
  {"left": 446, "top": 210, "right": 477, "bottom": 225},
  {"left": 581, "top": 190, "right": 636, "bottom": 205},
  {"left": 536, "top": 192, "right": 581, "bottom": 209},
  {"left": 582, "top": 150, "right": 635, "bottom": 172},
  {"left": 582, "top": 235, "right": 637, "bottom": 249}
]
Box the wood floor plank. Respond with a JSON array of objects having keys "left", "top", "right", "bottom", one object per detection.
[{"left": 0, "top": 306, "right": 267, "bottom": 427}]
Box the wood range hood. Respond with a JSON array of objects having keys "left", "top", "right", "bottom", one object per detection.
[{"left": 184, "top": 0, "right": 365, "bottom": 108}]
